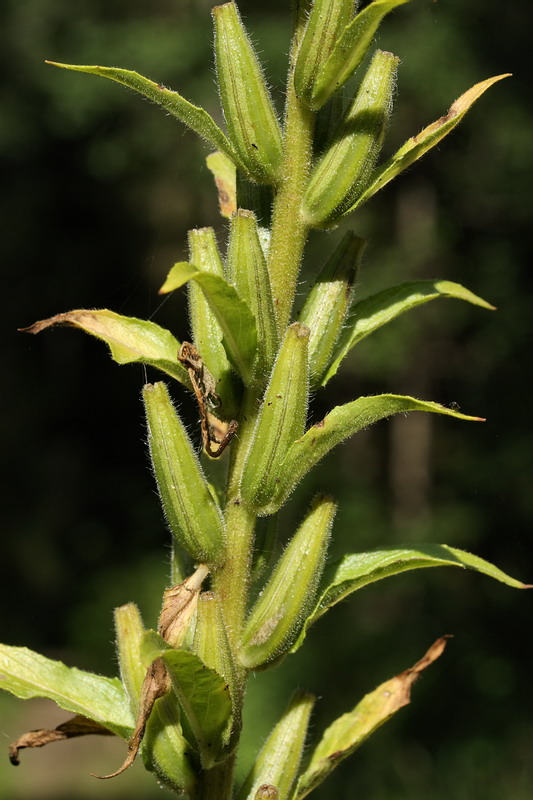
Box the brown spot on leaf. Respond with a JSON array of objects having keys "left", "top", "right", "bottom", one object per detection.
[{"left": 9, "top": 715, "right": 114, "bottom": 766}]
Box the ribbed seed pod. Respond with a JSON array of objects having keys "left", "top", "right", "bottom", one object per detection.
[
  {"left": 237, "top": 690, "right": 315, "bottom": 800},
  {"left": 213, "top": 2, "right": 283, "bottom": 185},
  {"left": 114, "top": 603, "right": 196, "bottom": 794},
  {"left": 293, "top": 0, "right": 355, "bottom": 108},
  {"left": 240, "top": 323, "right": 309, "bottom": 512},
  {"left": 188, "top": 227, "right": 239, "bottom": 419},
  {"left": 193, "top": 592, "right": 236, "bottom": 699},
  {"left": 302, "top": 49, "right": 399, "bottom": 228},
  {"left": 299, "top": 232, "right": 365, "bottom": 387},
  {"left": 239, "top": 495, "right": 336, "bottom": 669},
  {"left": 227, "top": 209, "right": 279, "bottom": 377},
  {"left": 143, "top": 382, "right": 226, "bottom": 566}
]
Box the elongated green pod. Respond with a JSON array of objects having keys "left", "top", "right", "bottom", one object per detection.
[
  {"left": 193, "top": 592, "right": 236, "bottom": 706},
  {"left": 303, "top": 49, "right": 399, "bottom": 228},
  {"left": 213, "top": 2, "right": 283, "bottom": 185},
  {"left": 114, "top": 603, "right": 196, "bottom": 794},
  {"left": 188, "top": 227, "right": 239, "bottom": 417},
  {"left": 227, "top": 209, "right": 279, "bottom": 376},
  {"left": 309, "top": 0, "right": 410, "bottom": 109},
  {"left": 237, "top": 690, "right": 315, "bottom": 800},
  {"left": 240, "top": 323, "right": 310, "bottom": 511},
  {"left": 294, "top": 0, "right": 355, "bottom": 108},
  {"left": 239, "top": 495, "right": 336, "bottom": 669},
  {"left": 143, "top": 382, "right": 225, "bottom": 566},
  {"left": 298, "top": 232, "right": 365, "bottom": 387}
]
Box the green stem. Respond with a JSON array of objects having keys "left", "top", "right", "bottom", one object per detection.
[
  {"left": 191, "top": 753, "right": 236, "bottom": 800},
  {"left": 268, "top": 5, "right": 315, "bottom": 332}
]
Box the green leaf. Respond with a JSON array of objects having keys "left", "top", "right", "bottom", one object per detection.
[
  {"left": 206, "top": 151, "right": 237, "bottom": 218},
  {"left": 322, "top": 279, "right": 495, "bottom": 385},
  {"left": 160, "top": 261, "right": 258, "bottom": 385},
  {"left": 310, "top": 0, "right": 410, "bottom": 109},
  {"left": 345, "top": 73, "right": 511, "bottom": 215},
  {"left": 291, "top": 544, "right": 531, "bottom": 652},
  {"left": 46, "top": 61, "right": 242, "bottom": 167},
  {"left": 266, "top": 395, "right": 483, "bottom": 514},
  {"left": 293, "top": 638, "right": 448, "bottom": 798},
  {"left": 0, "top": 644, "right": 133, "bottom": 739},
  {"left": 142, "top": 633, "right": 233, "bottom": 769},
  {"left": 20, "top": 309, "right": 188, "bottom": 385}
]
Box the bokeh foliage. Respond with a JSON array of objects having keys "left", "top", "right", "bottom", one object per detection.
[{"left": 2, "top": 0, "right": 532, "bottom": 797}]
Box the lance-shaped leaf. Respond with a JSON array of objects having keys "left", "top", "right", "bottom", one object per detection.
[
  {"left": 237, "top": 690, "right": 315, "bottom": 800},
  {"left": 291, "top": 545, "right": 532, "bottom": 653},
  {"left": 240, "top": 495, "right": 336, "bottom": 670},
  {"left": 302, "top": 49, "right": 399, "bottom": 228},
  {"left": 345, "top": 73, "right": 511, "bottom": 216},
  {"left": 298, "top": 232, "right": 365, "bottom": 387},
  {"left": 293, "top": 0, "right": 354, "bottom": 108},
  {"left": 264, "top": 395, "right": 483, "bottom": 514},
  {"left": 142, "top": 634, "right": 233, "bottom": 769},
  {"left": 240, "top": 324, "right": 310, "bottom": 511},
  {"left": 160, "top": 261, "right": 257, "bottom": 385},
  {"left": 206, "top": 151, "right": 237, "bottom": 218},
  {"left": 213, "top": 2, "right": 283, "bottom": 184},
  {"left": 294, "top": 638, "right": 448, "bottom": 799},
  {"left": 322, "top": 279, "right": 495, "bottom": 385},
  {"left": 21, "top": 309, "right": 188, "bottom": 385},
  {"left": 188, "top": 227, "right": 240, "bottom": 416},
  {"left": 0, "top": 644, "right": 133, "bottom": 739},
  {"left": 144, "top": 381, "right": 226, "bottom": 566},
  {"left": 9, "top": 716, "right": 114, "bottom": 766},
  {"left": 309, "top": 0, "right": 410, "bottom": 109},
  {"left": 227, "top": 209, "right": 279, "bottom": 376},
  {"left": 46, "top": 61, "right": 242, "bottom": 167}
]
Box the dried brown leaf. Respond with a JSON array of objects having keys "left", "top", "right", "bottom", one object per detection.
[
  {"left": 93, "top": 658, "right": 171, "bottom": 780},
  {"left": 9, "top": 715, "right": 114, "bottom": 766}
]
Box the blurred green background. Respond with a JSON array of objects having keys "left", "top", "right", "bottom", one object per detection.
[{"left": 2, "top": 0, "right": 532, "bottom": 797}]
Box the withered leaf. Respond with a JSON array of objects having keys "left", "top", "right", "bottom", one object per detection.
[
  {"left": 93, "top": 657, "right": 171, "bottom": 780},
  {"left": 158, "top": 564, "right": 209, "bottom": 647},
  {"left": 295, "top": 636, "right": 451, "bottom": 798},
  {"left": 9, "top": 715, "right": 114, "bottom": 766}
]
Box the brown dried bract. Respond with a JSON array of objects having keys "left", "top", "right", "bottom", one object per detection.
[
  {"left": 158, "top": 564, "right": 209, "bottom": 647},
  {"left": 93, "top": 658, "right": 171, "bottom": 780},
  {"left": 178, "top": 341, "right": 238, "bottom": 458},
  {"left": 9, "top": 715, "right": 114, "bottom": 766}
]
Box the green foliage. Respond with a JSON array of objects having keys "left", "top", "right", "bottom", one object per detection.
[{"left": 2, "top": 1, "right": 527, "bottom": 799}]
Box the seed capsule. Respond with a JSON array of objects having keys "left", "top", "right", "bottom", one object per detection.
[
  {"left": 227, "top": 209, "right": 279, "bottom": 377},
  {"left": 298, "top": 232, "right": 365, "bottom": 387},
  {"left": 294, "top": 0, "right": 354, "bottom": 108},
  {"left": 213, "top": 2, "right": 283, "bottom": 185},
  {"left": 240, "top": 323, "right": 309, "bottom": 512},
  {"left": 302, "top": 49, "right": 399, "bottom": 228},
  {"left": 237, "top": 690, "right": 315, "bottom": 800},
  {"left": 143, "top": 382, "right": 226, "bottom": 566},
  {"left": 188, "top": 227, "right": 239, "bottom": 418},
  {"left": 239, "top": 495, "right": 336, "bottom": 669}
]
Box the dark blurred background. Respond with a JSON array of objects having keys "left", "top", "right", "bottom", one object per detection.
[{"left": 1, "top": 0, "right": 532, "bottom": 797}]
